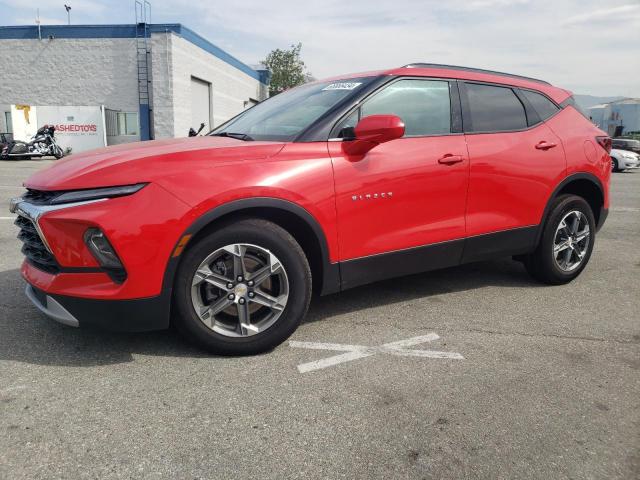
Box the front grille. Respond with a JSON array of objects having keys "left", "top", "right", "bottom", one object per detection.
[
  {"left": 14, "top": 215, "right": 60, "bottom": 274},
  {"left": 22, "top": 189, "right": 62, "bottom": 205}
]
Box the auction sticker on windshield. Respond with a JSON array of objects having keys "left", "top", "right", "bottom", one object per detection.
[{"left": 322, "top": 82, "right": 362, "bottom": 90}]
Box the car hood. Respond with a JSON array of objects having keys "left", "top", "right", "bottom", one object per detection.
[{"left": 24, "top": 136, "right": 286, "bottom": 191}]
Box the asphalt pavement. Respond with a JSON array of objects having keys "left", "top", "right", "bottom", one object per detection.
[{"left": 0, "top": 159, "right": 638, "bottom": 479}]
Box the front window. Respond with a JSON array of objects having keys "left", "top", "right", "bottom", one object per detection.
[
  {"left": 210, "top": 77, "right": 374, "bottom": 142},
  {"left": 334, "top": 79, "right": 453, "bottom": 137}
]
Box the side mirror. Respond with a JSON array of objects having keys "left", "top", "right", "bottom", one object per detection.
[{"left": 343, "top": 114, "right": 405, "bottom": 157}]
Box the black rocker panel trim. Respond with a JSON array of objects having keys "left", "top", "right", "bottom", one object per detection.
[
  {"left": 461, "top": 226, "right": 538, "bottom": 263},
  {"left": 163, "top": 197, "right": 341, "bottom": 298},
  {"left": 339, "top": 225, "right": 539, "bottom": 291},
  {"left": 340, "top": 239, "right": 464, "bottom": 290}
]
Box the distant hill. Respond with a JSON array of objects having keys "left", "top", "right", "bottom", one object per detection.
[{"left": 574, "top": 94, "right": 626, "bottom": 110}]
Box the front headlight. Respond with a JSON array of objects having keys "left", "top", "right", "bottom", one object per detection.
[{"left": 49, "top": 183, "right": 147, "bottom": 205}]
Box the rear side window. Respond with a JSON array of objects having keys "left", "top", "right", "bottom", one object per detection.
[
  {"left": 360, "top": 79, "right": 452, "bottom": 136},
  {"left": 465, "top": 83, "right": 527, "bottom": 132},
  {"left": 521, "top": 90, "right": 559, "bottom": 120}
]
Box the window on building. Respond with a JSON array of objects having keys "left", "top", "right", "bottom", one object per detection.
[
  {"left": 521, "top": 90, "right": 559, "bottom": 121},
  {"left": 4, "top": 112, "right": 12, "bottom": 134},
  {"left": 465, "top": 83, "right": 528, "bottom": 132},
  {"left": 117, "top": 112, "right": 139, "bottom": 136}
]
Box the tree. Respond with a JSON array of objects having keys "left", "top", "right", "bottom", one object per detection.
[{"left": 262, "top": 43, "right": 309, "bottom": 96}]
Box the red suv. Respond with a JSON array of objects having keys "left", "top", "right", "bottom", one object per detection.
[{"left": 10, "top": 64, "right": 611, "bottom": 355}]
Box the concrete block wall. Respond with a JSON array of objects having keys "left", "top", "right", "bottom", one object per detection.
[
  {"left": 0, "top": 37, "right": 141, "bottom": 144},
  {"left": 150, "top": 32, "right": 174, "bottom": 139},
  {"left": 151, "top": 31, "right": 267, "bottom": 138},
  {"left": 0, "top": 29, "right": 269, "bottom": 142},
  {"left": 0, "top": 38, "right": 140, "bottom": 113}
]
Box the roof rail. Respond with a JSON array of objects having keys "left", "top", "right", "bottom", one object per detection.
[{"left": 402, "top": 63, "right": 551, "bottom": 86}]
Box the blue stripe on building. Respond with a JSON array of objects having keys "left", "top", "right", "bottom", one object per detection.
[{"left": 0, "top": 24, "right": 270, "bottom": 85}]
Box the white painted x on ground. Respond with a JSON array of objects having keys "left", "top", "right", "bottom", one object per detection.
[{"left": 289, "top": 333, "right": 463, "bottom": 373}]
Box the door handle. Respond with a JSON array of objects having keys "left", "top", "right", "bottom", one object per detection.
[
  {"left": 438, "top": 154, "right": 464, "bottom": 165},
  {"left": 535, "top": 141, "right": 557, "bottom": 150}
]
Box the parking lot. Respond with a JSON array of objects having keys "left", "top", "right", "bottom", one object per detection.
[{"left": 0, "top": 159, "right": 638, "bottom": 479}]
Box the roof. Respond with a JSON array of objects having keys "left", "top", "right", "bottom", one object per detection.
[
  {"left": 318, "top": 64, "right": 570, "bottom": 104},
  {"left": 587, "top": 99, "right": 639, "bottom": 110},
  {"left": 609, "top": 98, "right": 640, "bottom": 105},
  {"left": 402, "top": 63, "right": 551, "bottom": 85},
  {"left": 0, "top": 23, "right": 270, "bottom": 85}
]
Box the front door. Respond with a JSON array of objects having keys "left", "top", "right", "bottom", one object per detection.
[{"left": 328, "top": 78, "right": 470, "bottom": 288}]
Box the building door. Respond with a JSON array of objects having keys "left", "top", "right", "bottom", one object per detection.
[{"left": 191, "top": 77, "right": 212, "bottom": 133}]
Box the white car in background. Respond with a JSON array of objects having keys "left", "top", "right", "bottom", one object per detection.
[{"left": 610, "top": 148, "right": 640, "bottom": 172}]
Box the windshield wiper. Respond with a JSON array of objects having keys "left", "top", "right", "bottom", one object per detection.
[{"left": 211, "top": 132, "right": 254, "bottom": 141}]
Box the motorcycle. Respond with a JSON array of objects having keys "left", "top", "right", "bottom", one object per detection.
[{"left": 1, "top": 125, "right": 65, "bottom": 160}]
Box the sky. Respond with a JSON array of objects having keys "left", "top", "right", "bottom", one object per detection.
[{"left": 1, "top": 0, "right": 639, "bottom": 97}]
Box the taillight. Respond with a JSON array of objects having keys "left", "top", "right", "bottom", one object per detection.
[{"left": 596, "top": 136, "right": 612, "bottom": 154}]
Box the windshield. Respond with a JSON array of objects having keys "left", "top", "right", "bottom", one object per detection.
[{"left": 210, "top": 77, "right": 374, "bottom": 142}]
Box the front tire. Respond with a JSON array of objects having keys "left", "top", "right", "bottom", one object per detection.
[
  {"left": 524, "top": 194, "right": 595, "bottom": 285},
  {"left": 53, "top": 145, "right": 64, "bottom": 159},
  {"left": 172, "top": 219, "right": 312, "bottom": 355},
  {"left": 611, "top": 158, "right": 620, "bottom": 172}
]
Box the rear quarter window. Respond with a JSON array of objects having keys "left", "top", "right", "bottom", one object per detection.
[
  {"left": 521, "top": 90, "right": 559, "bottom": 120},
  {"left": 559, "top": 96, "right": 591, "bottom": 120}
]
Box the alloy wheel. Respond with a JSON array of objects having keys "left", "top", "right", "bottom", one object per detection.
[
  {"left": 552, "top": 210, "right": 590, "bottom": 272},
  {"left": 190, "top": 243, "right": 289, "bottom": 337}
]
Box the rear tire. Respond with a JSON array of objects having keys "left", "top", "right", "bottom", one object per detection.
[
  {"left": 172, "top": 219, "right": 312, "bottom": 355},
  {"left": 524, "top": 195, "right": 595, "bottom": 285}
]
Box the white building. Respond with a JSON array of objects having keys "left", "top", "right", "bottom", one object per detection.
[
  {"left": 0, "top": 24, "right": 270, "bottom": 150},
  {"left": 587, "top": 98, "right": 640, "bottom": 137}
]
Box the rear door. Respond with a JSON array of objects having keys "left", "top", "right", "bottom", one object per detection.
[{"left": 460, "top": 82, "right": 566, "bottom": 259}]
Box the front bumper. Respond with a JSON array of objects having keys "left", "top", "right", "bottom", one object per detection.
[
  {"left": 25, "top": 284, "right": 79, "bottom": 327},
  {"left": 12, "top": 183, "right": 192, "bottom": 300},
  {"left": 25, "top": 283, "right": 171, "bottom": 332},
  {"left": 618, "top": 156, "right": 640, "bottom": 170}
]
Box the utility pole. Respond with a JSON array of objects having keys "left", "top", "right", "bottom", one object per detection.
[
  {"left": 64, "top": 5, "right": 71, "bottom": 25},
  {"left": 36, "top": 8, "right": 41, "bottom": 40}
]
